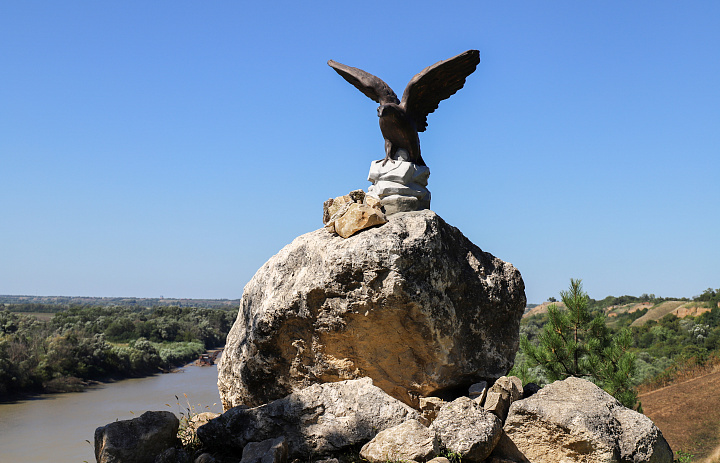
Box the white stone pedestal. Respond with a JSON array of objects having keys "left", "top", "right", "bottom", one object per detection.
[{"left": 367, "top": 160, "right": 431, "bottom": 215}]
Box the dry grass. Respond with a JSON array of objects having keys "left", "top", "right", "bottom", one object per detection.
[{"left": 640, "top": 368, "right": 720, "bottom": 460}]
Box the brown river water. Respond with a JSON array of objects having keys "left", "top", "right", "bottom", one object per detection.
[{"left": 0, "top": 363, "right": 222, "bottom": 462}]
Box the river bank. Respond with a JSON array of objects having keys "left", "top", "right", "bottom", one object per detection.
[{"left": 0, "top": 360, "right": 222, "bottom": 463}]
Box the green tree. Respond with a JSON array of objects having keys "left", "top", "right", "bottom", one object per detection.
[{"left": 520, "top": 279, "right": 638, "bottom": 408}]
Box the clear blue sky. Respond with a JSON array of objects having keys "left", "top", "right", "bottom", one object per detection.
[{"left": 1, "top": 1, "right": 718, "bottom": 304}]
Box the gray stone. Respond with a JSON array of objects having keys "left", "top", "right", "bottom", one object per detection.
[
  {"left": 504, "top": 377, "right": 673, "bottom": 463},
  {"left": 430, "top": 396, "right": 503, "bottom": 462},
  {"left": 240, "top": 437, "right": 288, "bottom": 463},
  {"left": 427, "top": 458, "right": 450, "bottom": 463},
  {"left": 379, "top": 195, "right": 431, "bottom": 215},
  {"left": 197, "top": 377, "right": 421, "bottom": 459},
  {"left": 218, "top": 210, "right": 526, "bottom": 409},
  {"left": 469, "top": 381, "right": 487, "bottom": 401},
  {"left": 360, "top": 419, "right": 440, "bottom": 462},
  {"left": 94, "top": 411, "right": 179, "bottom": 463}
]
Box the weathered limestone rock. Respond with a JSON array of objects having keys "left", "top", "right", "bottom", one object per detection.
[
  {"left": 486, "top": 431, "right": 531, "bottom": 463},
  {"left": 218, "top": 210, "right": 525, "bottom": 408},
  {"left": 430, "top": 396, "right": 503, "bottom": 462},
  {"left": 323, "top": 190, "right": 387, "bottom": 238},
  {"left": 419, "top": 397, "right": 445, "bottom": 424},
  {"left": 240, "top": 437, "right": 289, "bottom": 463},
  {"left": 94, "top": 411, "right": 179, "bottom": 463},
  {"left": 483, "top": 376, "right": 523, "bottom": 422},
  {"left": 483, "top": 391, "right": 511, "bottom": 422},
  {"left": 504, "top": 377, "right": 673, "bottom": 463},
  {"left": 360, "top": 419, "right": 440, "bottom": 462},
  {"left": 334, "top": 203, "right": 387, "bottom": 238},
  {"left": 197, "top": 378, "right": 421, "bottom": 459}
]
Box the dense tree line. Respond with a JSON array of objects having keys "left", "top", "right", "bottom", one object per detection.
[{"left": 0, "top": 306, "right": 236, "bottom": 399}]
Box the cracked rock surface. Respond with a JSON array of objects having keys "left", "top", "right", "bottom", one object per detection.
[{"left": 218, "top": 210, "right": 525, "bottom": 409}]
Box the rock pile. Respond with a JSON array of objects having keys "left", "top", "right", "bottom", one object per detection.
[
  {"left": 217, "top": 209, "right": 526, "bottom": 409},
  {"left": 322, "top": 189, "right": 387, "bottom": 239},
  {"left": 94, "top": 376, "right": 673, "bottom": 463}
]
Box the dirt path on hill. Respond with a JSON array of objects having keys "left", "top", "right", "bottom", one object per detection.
[{"left": 640, "top": 370, "right": 720, "bottom": 460}]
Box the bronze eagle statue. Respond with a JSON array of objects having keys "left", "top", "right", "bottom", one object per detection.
[{"left": 328, "top": 50, "right": 480, "bottom": 167}]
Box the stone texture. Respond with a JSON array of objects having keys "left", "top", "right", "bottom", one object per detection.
[
  {"left": 419, "top": 397, "right": 445, "bottom": 424},
  {"left": 491, "top": 376, "right": 523, "bottom": 402},
  {"left": 430, "top": 396, "right": 503, "bottom": 462},
  {"left": 380, "top": 195, "right": 430, "bottom": 215},
  {"left": 323, "top": 190, "right": 387, "bottom": 238},
  {"left": 504, "top": 377, "right": 673, "bottom": 463},
  {"left": 218, "top": 209, "right": 525, "bottom": 409},
  {"left": 240, "top": 437, "right": 289, "bottom": 463},
  {"left": 486, "top": 431, "right": 531, "bottom": 463},
  {"left": 360, "top": 419, "right": 440, "bottom": 462},
  {"left": 483, "top": 376, "right": 523, "bottom": 422},
  {"left": 197, "top": 378, "right": 421, "bottom": 459},
  {"left": 483, "top": 391, "right": 511, "bottom": 422},
  {"left": 334, "top": 203, "right": 387, "bottom": 238},
  {"left": 94, "top": 411, "right": 179, "bottom": 463}
]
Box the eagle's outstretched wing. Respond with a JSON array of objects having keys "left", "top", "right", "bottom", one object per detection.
[
  {"left": 400, "top": 50, "right": 480, "bottom": 132},
  {"left": 328, "top": 60, "right": 400, "bottom": 106}
]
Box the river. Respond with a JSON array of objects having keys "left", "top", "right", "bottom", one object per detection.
[{"left": 0, "top": 363, "right": 222, "bottom": 463}]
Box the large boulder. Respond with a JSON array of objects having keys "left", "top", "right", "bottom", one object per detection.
[
  {"left": 197, "top": 377, "right": 421, "bottom": 459},
  {"left": 94, "top": 411, "right": 179, "bottom": 463},
  {"left": 504, "top": 377, "right": 673, "bottom": 463},
  {"left": 218, "top": 209, "right": 525, "bottom": 408}
]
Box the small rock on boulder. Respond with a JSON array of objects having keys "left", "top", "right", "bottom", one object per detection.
[
  {"left": 94, "top": 411, "right": 179, "bottom": 463},
  {"left": 360, "top": 419, "right": 440, "bottom": 462},
  {"left": 504, "top": 377, "right": 673, "bottom": 463}
]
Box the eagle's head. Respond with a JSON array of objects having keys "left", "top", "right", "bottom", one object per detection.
[{"left": 377, "top": 104, "right": 401, "bottom": 118}]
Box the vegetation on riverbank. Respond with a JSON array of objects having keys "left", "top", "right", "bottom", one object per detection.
[{"left": 0, "top": 304, "right": 236, "bottom": 399}]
